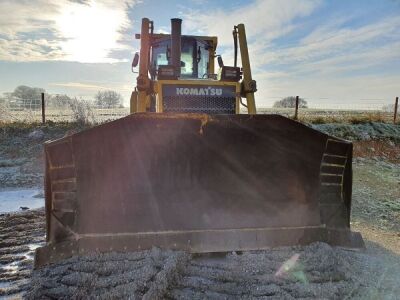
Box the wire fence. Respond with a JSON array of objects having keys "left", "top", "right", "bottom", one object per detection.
[
  {"left": 0, "top": 94, "right": 398, "bottom": 124},
  {"left": 0, "top": 96, "right": 130, "bottom": 124},
  {"left": 258, "top": 96, "right": 399, "bottom": 123}
]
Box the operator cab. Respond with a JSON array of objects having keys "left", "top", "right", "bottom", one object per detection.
[
  {"left": 133, "top": 33, "right": 241, "bottom": 82},
  {"left": 149, "top": 35, "right": 216, "bottom": 80}
]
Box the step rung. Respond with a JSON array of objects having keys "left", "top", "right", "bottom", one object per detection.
[
  {"left": 51, "top": 178, "right": 76, "bottom": 184},
  {"left": 52, "top": 180, "right": 77, "bottom": 192},
  {"left": 323, "top": 154, "right": 347, "bottom": 158},
  {"left": 52, "top": 198, "right": 76, "bottom": 210},
  {"left": 52, "top": 208, "right": 75, "bottom": 213},
  {"left": 320, "top": 165, "right": 345, "bottom": 175},
  {"left": 320, "top": 173, "right": 343, "bottom": 177},
  {"left": 49, "top": 164, "right": 75, "bottom": 170},
  {"left": 53, "top": 192, "right": 76, "bottom": 201},
  {"left": 321, "top": 174, "right": 342, "bottom": 184},
  {"left": 321, "top": 163, "right": 345, "bottom": 168},
  {"left": 50, "top": 166, "right": 76, "bottom": 181}
]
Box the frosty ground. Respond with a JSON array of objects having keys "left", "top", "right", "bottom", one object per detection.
[{"left": 0, "top": 121, "right": 399, "bottom": 299}]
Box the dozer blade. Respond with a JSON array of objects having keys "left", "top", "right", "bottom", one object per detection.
[{"left": 35, "top": 114, "right": 364, "bottom": 267}]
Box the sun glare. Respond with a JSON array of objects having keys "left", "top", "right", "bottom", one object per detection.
[{"left": 56, "top": 1, "right": 127, "bottom": 63}]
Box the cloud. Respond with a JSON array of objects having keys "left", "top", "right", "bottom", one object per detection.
[
  {"left": 0, "top": 0, "right": 136, "bottom": 62},
  {"left": 178, "top": 0, "right": 323, "bottom": 79},
  {"left": 181, "top": 0, "right": 321, "bottom": 46},
  {"left": 253, "top": 15, "right": 400, "bottom": 107},
  {"left": 180, "top": 0, "right": 400, "bottom": 108},
  {"left": 50, "top": 82, "right": 109, "bottom": 90},
  {"left": 0, "top": 1, "right": 59, "bottom": 38},
  {"left": 259, "top": 17, "right": 400, "bottom": 68},
  {"left": 0, "top": 38, "right": 65, "bottom": 61}
]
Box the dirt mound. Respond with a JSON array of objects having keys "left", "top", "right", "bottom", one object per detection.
[
  {"left": 313, "top": 122, "right": 400, "bottom": 141},
  {"left": 0, "top": 123, "right": 79, "bottom": 188}
]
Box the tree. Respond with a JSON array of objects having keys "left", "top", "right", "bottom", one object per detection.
[
  {"left": 94, "top": 90, "right": 123, "bottom": 108},
  {"left": 10, "top": 85, "right": 46, "bottom": 109},
  {"left": 273, "top": 96, "right": 308, "bottom": 108},
  {"left": 12, "top": 85, "right": 45, "bottom": 100},
  {"left": 50, "top": 94, "right": 72, "bottom": 108}
]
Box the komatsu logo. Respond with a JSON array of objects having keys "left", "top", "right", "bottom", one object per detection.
[{"left": 176, "top": 87, "right": 223, "bottom": 96}]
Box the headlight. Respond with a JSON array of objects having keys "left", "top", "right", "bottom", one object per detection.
[
  {"left": 220, "top": 66, "right": 242, "bottom": 82},
  {"left": 158, "top": 65, "right": 178, "bottom": 80}
]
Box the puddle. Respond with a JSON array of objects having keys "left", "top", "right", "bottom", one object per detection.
[
  {"left": 0, "top": 281, "right": 12, "bottom": 289},
  {"left": 0, "top": 189, "right": 44, "bottom": 213}
]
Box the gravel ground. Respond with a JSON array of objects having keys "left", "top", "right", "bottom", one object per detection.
[
  {"left": 0, "top": 208, "right": 399, "bottom": 299},
  {"left": 0, "top": 209, "right": 45, "bottom": 298},
  {"left": 25, "top": 239, "right": 400, "bottom": 299}
]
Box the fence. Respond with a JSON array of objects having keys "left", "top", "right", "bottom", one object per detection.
[
  {"left": 0, "top": 94, "right": 130, "bottom": 124},
  {"left": 256, "top": 96, "right": 399, "bottom": 124},
  {"left": 0, "top": 93, "right": 399, "bottom": 124}
]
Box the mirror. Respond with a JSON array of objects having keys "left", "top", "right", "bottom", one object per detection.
[
  {"left": 132, "top": 52, "right": 139, "bottom": 68},
  {"left": 217, "top": 55, "right": 224, "bottom": 68}
]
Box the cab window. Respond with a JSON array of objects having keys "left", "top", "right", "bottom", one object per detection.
[{"left": 151, "top": 37, "right": 210, "bottom": 79}]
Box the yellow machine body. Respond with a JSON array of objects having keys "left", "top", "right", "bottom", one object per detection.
[
  {"left": 132, "top": 18, "right": 256, "bottom": 115},
  {"left": 35, "top": 17, "right": 363, "bottom": 268}
]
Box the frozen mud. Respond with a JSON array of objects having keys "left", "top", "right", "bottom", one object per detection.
[
  {"left": 3, "top": 209, "right": 399, "bottom": 299},
  {"left": 25, "top": 241, "right": 399, "bottom": 299},
  {"left": 0, "top": 210, "right": 400, "bottom": 299},
  {"left": 0, "top": 209, "right": 45, "bottom": 298}
]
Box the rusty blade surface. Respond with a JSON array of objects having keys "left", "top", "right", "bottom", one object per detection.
[{"left": 36, "top": 114, "right": 363, "bottom": 267}]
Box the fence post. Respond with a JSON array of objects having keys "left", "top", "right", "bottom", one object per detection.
[
  {"left": 41, "top": 92, "right": 45, "bottom": 124},
  {"left": 394, "top": 96, "right": 399, "bottom": 124},
  {"left": 294, "top": 95, "right": 299, "bottom": 120}
]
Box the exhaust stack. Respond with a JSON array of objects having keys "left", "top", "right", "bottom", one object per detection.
[{"left": 171, "top": 18, "right": 182, "bottom": 77}]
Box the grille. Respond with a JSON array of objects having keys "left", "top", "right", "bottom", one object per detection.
[{"left": 163, "top": 96, "right": 236, "bottom": 114}]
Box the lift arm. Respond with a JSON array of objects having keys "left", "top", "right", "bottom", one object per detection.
[
  {"left": 235, "top": 24, "right": 257, "bottom": 114},
  {"left": 136, "top": 18, "right": 152, "bottom": 112}
]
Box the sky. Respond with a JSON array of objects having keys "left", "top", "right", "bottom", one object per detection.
[{"left": 0, "top": 0, "right": 399, "bottom": 109}]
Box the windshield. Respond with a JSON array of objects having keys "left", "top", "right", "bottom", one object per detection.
[{"left": 151, "top": 37, "right": 209, "bottom": 79}]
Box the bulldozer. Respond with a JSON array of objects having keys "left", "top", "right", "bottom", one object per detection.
[{"left": 35, "top": 18, "right": 364, "bottom": 268}]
